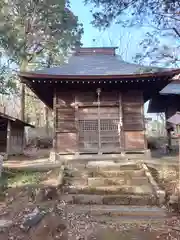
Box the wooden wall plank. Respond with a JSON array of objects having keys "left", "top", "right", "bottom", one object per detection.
[
  {"left": 122, "top": 90, "right": 144, "bottom": 131},
  {"left": 124, "top": 131, "right": 145, "bottom": 150},
  {"left": 56, "top": 133, "right": 77, "bottom": 153},
  {"left": 56, "top": 121, "right": 76, "bottom": 132},
  {"left": 55, "top": 91, "right": 77, "bottom": 152}
]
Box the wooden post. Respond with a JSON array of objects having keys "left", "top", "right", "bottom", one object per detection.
[
  {"left": 165, "top": 110, "right": 172, "bottom": 149},
  {"left": 75, "top": 95, "right": 79, "bottom": 155},
  {"left": 6, "top": 120, "right": 11, "bottom": 158},
  {"left": 50, "top": 89, "right": 57, "bottom": 162},
  {"left": 21, "top": 83, "right": 25, "bottom": 121},
  {"left": 44, "top": 105, "right": 49, "bottom": 136},
  {"left": 97, "top": 88, "right": 101, "bottom": 154},
  {"left": 53, "top": 89, "right": 56, "bottom": 151},
  {"left": 119, "top": 93, "right": 123, "bottom": 151}
]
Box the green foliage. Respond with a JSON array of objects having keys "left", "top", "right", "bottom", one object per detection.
[
  {"left": 0, "top": 170, "right": 43, "bottom": 188},
  {"left": 0, "top": 0, "right": 83, "bottom": 115},
  {"left": 0, "top": 0, "right": 83, "bottom": 68},
  {"left": 85, "top": 0, "right": 180, "bottom": 30},
  {"left": 0, "top": 63, "right": 17, "bottom": 94},
  {"left": 85, "top": 0, "right": 180, "bottom": 66}
]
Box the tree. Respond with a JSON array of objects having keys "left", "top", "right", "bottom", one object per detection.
[
  {"left": 0, "top": 0, "right": 83, "bottom": 120},
  {"left": 0, "top": 65, "right": 17, "bottom": 95},
  {"left": 85, "top": 0, "right": 180, "bottom": 66}
]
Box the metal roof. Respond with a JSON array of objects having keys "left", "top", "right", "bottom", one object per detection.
[
  {"left": 160, "top": 82, "right": 180, "bottom": 95},
  {"left": 29, "top": 55, "right": 168, "bottom": 76},
  {"left": 167, "top": 112, "right": 180, "bottom": 125}
]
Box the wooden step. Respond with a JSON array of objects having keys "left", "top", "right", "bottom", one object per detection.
[{"left": 60, "top": 193, "right": 157, "bottom": 206}]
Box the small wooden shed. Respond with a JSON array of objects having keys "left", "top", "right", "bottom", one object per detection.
[
  {"left": 0, "top": 112, "right": 34, "bottom": 157},
  {"left": 148, "top": 80, "right": 180, "bottom": 147}
]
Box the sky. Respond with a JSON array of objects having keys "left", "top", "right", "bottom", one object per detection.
[
  {"left": 70, "top": 0, "right": 153, "bottom": 117},
  {"left": 70, "top": 0, "right": 147, "bottom": 62}
]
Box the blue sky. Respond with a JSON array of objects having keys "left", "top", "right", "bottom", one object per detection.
[{"left": 70, "top": 0, "right": 148, "bottom": 62}]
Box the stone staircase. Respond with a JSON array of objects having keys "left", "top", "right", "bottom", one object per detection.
[{"left": 61, "top": 160, "right": 166, "bottom": 221}]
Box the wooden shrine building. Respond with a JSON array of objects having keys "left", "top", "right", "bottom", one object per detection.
[
  {"left": 19, "top": 47, "right": 180, "bottom": 158},
  {"left": 0, "top": 112, "right": 34, "bottom": 157}
]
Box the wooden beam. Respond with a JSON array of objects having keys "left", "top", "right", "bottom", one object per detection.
[{"left": 55, "top": 102, "right": 119, "bottom": 108}]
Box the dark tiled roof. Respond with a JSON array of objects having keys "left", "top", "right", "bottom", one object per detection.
[{"left": 32, "top": 55, "right": 168, "bottom": 76}]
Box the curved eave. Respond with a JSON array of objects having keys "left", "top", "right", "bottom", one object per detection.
[{"left": 19, "top": 68, "right": 180, "bottom": 80}]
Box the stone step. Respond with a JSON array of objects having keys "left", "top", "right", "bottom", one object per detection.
[
  {"left": 64, "top": 177, "right": 88, "bottom": 186},
  {"left": 67, "top": 168, "right": 145, "bottom": 178},
  {"left": 66, "top": 204, "right": 166, "bottom": 218},
  {"left": 64, "top": 184, "right": 153, "bottom": 195},
  {"left": 96, "top": 169, "right": 145, "bottom": 178},
  {"left": 61, "top": 193, "right": 157, "bottom": 206},
  {"left": 87, "top": 162, "right": 141, "bottom": 171},
  {"left": 87, "top": 176, "right": 149, "bottom": 187}
]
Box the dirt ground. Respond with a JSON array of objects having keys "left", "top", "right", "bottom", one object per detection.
[
  {"left": 1, "top": 188, "right": 180, "bottom": 240},
  {"left": 1, "top": 163, "right": 180, "bottom": 239}
]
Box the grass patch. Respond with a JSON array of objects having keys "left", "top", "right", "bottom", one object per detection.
[{"left": 0, "top": 170, "right": 44, "bottom": 188}]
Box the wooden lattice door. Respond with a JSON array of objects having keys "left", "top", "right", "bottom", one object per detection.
[{"left": 78, "top": 107, "right": 121, "bottom": 153}]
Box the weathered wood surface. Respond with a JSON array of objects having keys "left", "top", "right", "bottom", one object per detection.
[
  {"left": 54, "top": 90, "right": 146, "bottom": 153},
  {"left": 122, "top": 91, "right": 144, "bottom": 131},
  {"left": 124, "top": 131, "right": 145, "bottom": 150}
]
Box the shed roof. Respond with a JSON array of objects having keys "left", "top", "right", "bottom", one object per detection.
[
  {"left": 160, "top": 81, "right": 180, "bottom": 95},
  {"left": 0, "top": 112, "right": 34, "bottom": 128},
  {"left": 167, "top": 112, "right": 180, "bottom": 125}
]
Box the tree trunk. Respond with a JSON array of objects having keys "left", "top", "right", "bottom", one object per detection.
[{"left": 20, "top": 59, "right": 28, "bottom": 122}]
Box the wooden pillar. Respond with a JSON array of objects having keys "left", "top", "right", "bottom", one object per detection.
[
  {"left": 50, "top": 89, "right": 57, "bottom": 162},
  {"left": 167, "top": 128, "right": 172, "bottom": 148},
  {"left": 165, "top": 110, "right": 172, "bottom": 148},
  {"left": 75, "top": 95, "right": 79, "bottom": 155},
  {"left": 53, "top": 89, "right": 56, "bottom": 151},
  {"left": 97, "top": 88, "right": 101, "bottom": 154},
  {"left": 44, "top": 105, "right": 49, "bottom": 136},
  {"left": 21, "top": 83, "right": 25, "bottom": 121},
  {"left": 6, "top": 120, "right": 11, "bottom": 158},
  {"left": 141, "top": 93, "right": 147, "bottom": 150},
  {"left": 119, "top": 92, "right": 124, "bottom": 151}
]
